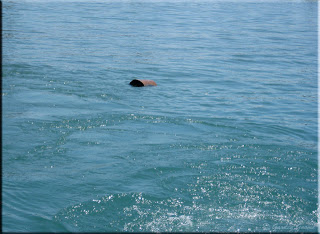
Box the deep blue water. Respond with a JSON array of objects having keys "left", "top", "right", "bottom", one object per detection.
[{"left": 2, "top": 0, "right": 318, "bottom": 232}]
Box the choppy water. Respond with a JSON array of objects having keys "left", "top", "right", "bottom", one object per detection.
[{"left": 2, "top": 0, "right": 318, "bottom": 232}]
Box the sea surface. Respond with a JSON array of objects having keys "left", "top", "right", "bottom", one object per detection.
[{"left": 2, "top": 0, "right": 318, "bottom": 232}]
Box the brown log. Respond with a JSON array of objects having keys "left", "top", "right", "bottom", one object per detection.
[{"left": 130, "top": 79, "right": 157, "bottom": 87}]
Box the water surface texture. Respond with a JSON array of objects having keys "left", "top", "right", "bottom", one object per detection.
[{"left": 2, "top": 0, "right": 318, "bottom": 232}]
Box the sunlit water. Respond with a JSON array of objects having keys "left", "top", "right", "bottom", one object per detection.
[{"left": 2, "top": 0, "right": 318, "bottom": 232}]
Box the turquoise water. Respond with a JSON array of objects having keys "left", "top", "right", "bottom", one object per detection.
[{"left": 2, "top": 0, "right": 318, "bottom": 232}]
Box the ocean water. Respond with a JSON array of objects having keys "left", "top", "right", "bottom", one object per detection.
[{"left": 2, "top": 0, "right": 318, "bottom": 232}]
